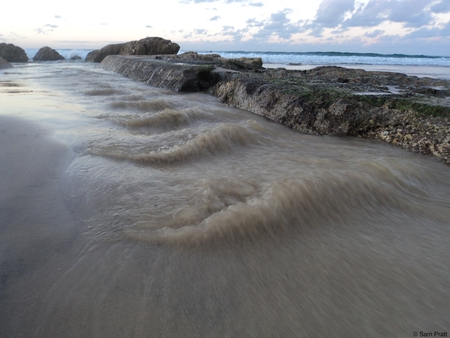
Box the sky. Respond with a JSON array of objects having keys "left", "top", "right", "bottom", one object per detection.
[{"left": 1, "top": 0, "right": 450, "bottom": 56}]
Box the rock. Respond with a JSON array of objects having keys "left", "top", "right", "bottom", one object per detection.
[
  {"left": 101, "top": 56, "right": 220, "bottom": 92},
  {"left": 211, "top": 71, "right": 450, "bottom": 164},
  {"left": 0, "top": 43, "right": 28, "bottom": 62},
  {"left": 86, "top": 37, "right": 180, "bottom": 63},
  {"left": 70, "top": 55, "right": 82, "bottom": 60},
  {"left": 33, "top": 46, "right": 65, "bottom": 61},
  {"left": 0, "top": 57, "right": 13, "bottom": 69},
  {"left": 174, "top": 52, "right": 263, "bottom": 71}
]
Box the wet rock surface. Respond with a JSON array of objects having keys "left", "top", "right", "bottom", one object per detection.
[
  {"left": 0, "top": 43, "right": 28, "bottom": 63},
  {"left": 101, "top": 55, "right": 220, "bottom": 91},
  {"left": 33, "top": 46, "right": 65, "bottom": 61},
  {"left": 101, "top": 55, "right": 450, "bottom": 164}
]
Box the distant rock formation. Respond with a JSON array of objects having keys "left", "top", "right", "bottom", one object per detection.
[
  {"left": 86, "top": 37, "right": 180, "bottom": 63},
  {"left": 0, "top": 57, "right": 13, "bottom": 69},
  {"left": 0, "top": 43, "right": 28, "bottom": 62},
  {"left": 172, "top": 51, "right": 263, "bottom": 71},
  {"left": 33, "top": 47, "right": 65, "bottom": 61}
]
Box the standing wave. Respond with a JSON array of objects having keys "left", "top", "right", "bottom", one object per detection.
[
  {"left": 111, "top": 108, "right": 205, "bottom": 130},
  {"left": 90, "top": 122, "right": 261, "bottom": 164},
  {"left": 126, "top": 169, "right": 425, "bottom": 246}
]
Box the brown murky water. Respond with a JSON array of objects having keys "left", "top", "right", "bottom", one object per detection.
[{"left": 1, "top": 62, "right": 449, "bottom": 337}]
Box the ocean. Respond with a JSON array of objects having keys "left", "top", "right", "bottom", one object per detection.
[
  {"left": 25, "top": 48, "right": 450, "bottom": 66},
  {"left": 1, "top": 53, "right": 450, "bottom": 336}
]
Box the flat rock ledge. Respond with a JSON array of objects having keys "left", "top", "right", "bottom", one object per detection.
[{"left": 101, "top": 55, "right": 450, "bottom": 165}]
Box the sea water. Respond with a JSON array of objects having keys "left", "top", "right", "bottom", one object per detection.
[
  {"left": 24, "top": 48, "right": 450, "bottom": 66},
  {"left": 1, "top": 61, "right": 450, "bottom": 337}
]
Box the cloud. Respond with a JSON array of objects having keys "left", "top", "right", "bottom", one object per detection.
[
  {"left": 210, "top": 15, "right": 220, "bottom": 21},
  {"left": 431, "top": 0, "right": 450, "bottom": 13},
  {"left": 10, "top": 31, "right": 27, "bottom": 39},
  {"left": 247, "top": 18, "right": 264, "bottom": 27},
  {"left": 179, "top": 0, "right": 259, "bottom": 4},
  {"left": 403, "top": 21, "right": 450, "bottom": 39},
  {"left": 364, "top": 29, "right": 384, "bottom": 38},
  {"left": 35, "top": 24, "right": 58, "bottom": 35},
  {"left": 251, "top": 10, "right": 303, "bottom": 40},
  {"left": 145, "top": 25, "right": 153, "bottom": 28},
  {"left": 54, "top": 15, "right": 61, "bottom": 19},
  {"left": 314, "top": 0, "right": 355, "bottom": 28},
  {"left": 342, "top": 0, "right": 437, "bottom": 28}
]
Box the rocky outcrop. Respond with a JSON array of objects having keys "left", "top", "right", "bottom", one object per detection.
[
  {"left": 86, "top": 37, "right": 180, "bottom": 63},
  {"left": 101, "top": 55, "right": 221, "bottom": 91},
  {"left": 33, "top": 46, "right": 65, "bottom": 61},
  {"left": 174, "top": 51, "right": 263, "bottom": 70},
  {"left": 0, "top": 57, "right": 13, "bottom": 69},
  {"left": 211, "top": 69, "right": 450, "bottom": 164},
  {"left": 0, "top": 43, "right": 28, "bottom": 62}
]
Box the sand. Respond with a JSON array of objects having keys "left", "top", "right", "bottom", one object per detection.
[{"left": 0, "top": 116, "right": 79, "bottom": 336}]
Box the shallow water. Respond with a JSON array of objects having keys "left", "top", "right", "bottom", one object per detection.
[{"left": 1, "top": 62, "right": 450, "bottom": 337}]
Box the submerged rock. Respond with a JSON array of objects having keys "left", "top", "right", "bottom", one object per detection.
[
  {"left": 0, "top": 43, "right": 28, "bottom": 62},
  {"left": 0, "top": 57, "right": 13, "bottom": 69},
  {"left": 86, "top": 37, "right": 180, "bottom": 63},
  {"left": 33, "top": 46, "right": 65, "bottom": 61}
]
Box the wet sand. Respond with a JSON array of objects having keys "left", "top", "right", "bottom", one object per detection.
[{"left": 0, "top": 116, "right": 78, "bottom": 336}]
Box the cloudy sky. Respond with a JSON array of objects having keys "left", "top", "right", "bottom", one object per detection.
[{"left": 1, "top": 0, "right": 450, "bottom": 55}]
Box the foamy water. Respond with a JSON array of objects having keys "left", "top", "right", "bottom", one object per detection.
[{"left": 1, "top": 62, "right": 450, "bottom": 337}]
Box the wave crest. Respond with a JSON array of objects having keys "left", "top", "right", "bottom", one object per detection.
[
  {"left": 91, "top": 122, "right": 260, "bottom": 164},
  {"left": 126, "top": 171, "right": 415, "bottom": 246}
]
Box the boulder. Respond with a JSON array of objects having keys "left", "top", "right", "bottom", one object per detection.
[
  {"left": 0, "top": 43, "right": 28, "bottom": 62},
  {"left": 86, "top": 37, "right": 180, "bottom": 63},
  {"left": 33, "top": 46, "right": 65, "bottom": 61},
  {"left": 0, "top": 57, "right": 13, "bottom": 69}
]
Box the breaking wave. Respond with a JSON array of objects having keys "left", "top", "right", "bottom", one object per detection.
[
  {"left": 112, "top": 108, "right": 203, "bottom": 130},
  {"left": 84, "top": 88, "right": 124, "bottom": 96},
  {"left": 91, "top": 122, "right": 260, "bottom": 164},
  {"left": 107, "top": 99, "right": 176, "bottom": 112},
  {"left": 126, "top": 169, "right": 421, "bottom": 246}
]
